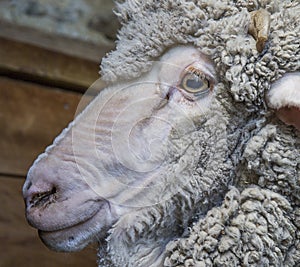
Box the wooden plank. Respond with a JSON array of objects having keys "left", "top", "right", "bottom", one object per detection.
[
  {"left": 0, "top": 77, "right": 94, "bottom": 177},
  {"left": 0, "top": 20, "right": 114, "bottom": 63},
  {"left": 0, "top": 36, "right": 107, "bottom": 92},
  {"left": 0, "top": 176, "right": 97, "bottom": 267}
]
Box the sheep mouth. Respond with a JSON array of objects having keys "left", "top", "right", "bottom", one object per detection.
[{"left": 27, "top": 195, "right": 109, "bottom": 230}]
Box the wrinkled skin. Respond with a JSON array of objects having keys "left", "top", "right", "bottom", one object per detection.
[{"left": 23, "top": 44, "right": 299, "bottom": 266}]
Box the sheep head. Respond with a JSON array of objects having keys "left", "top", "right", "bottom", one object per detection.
[
  {"left": 23, "top": 46, "right": 228, "bottom": 256},
  {"left": 23, "top": 0, "right": 300, "bottom": 266}
]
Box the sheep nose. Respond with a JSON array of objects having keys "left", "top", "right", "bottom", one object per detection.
[{"left": 23, "top": 180, "right": 57, "bottom": 209}]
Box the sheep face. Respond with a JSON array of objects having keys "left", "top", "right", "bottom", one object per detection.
[{"left": 23, "top": 46, "right": 224, "bottom": 253}]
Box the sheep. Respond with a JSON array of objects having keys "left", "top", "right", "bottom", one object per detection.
[{"left": 23, "top": 0, "right": 300, "bottom": 266}]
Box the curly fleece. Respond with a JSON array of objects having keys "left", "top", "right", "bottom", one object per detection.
[{"left": 99, "top": 0, "right": 300, "bottom": 266}]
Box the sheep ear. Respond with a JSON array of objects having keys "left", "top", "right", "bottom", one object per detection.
[{"left": 267, "top": 72, "right": 300, "bottom": 130}]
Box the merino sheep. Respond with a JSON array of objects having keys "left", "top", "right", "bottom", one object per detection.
[{"left": 23, "top": 0, "right": 299, "bottom": 266}]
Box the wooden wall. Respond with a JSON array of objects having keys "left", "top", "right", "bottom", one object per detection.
[{"left": 0, "top": 24, "right": 113, "bottom": 267}]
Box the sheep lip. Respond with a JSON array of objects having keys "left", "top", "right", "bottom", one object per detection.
[{"left": 29, "top": 199, "right": 109, "bottom": 233}]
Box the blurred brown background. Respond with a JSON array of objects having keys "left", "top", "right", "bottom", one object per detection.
[{"left": 0, "top": 1, "right": 118, "bottom": 266}]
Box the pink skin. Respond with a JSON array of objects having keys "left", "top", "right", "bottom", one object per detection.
[
  {"left": 276, "top": 106, "right": 300, "bottom": 131},
  {"left": 267, "top": 72, "right": 300, "bottom": 131}
]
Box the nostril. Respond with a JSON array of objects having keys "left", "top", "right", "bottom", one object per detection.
[
  {"left": 25, "top": 181, "right": 32, "bottom": 191},
  {"left": 29, "top": 187, "right": 57, "bottom": 208}
]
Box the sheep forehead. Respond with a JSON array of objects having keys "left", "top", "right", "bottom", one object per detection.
[{"left": 101, "top": 0, "right": 300, "bottom": 110}]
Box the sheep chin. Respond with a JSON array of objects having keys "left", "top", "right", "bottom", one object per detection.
[{"left": 38, "top": 201, "right": 113, "bottom": 252}]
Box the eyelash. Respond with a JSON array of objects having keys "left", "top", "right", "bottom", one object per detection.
[{"left": 186, "top": 67, "right": 209, "bottom": 79}]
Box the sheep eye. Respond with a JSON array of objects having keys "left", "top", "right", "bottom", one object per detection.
[{"left": 180, "top": 69, "right": 210, "bottom": 97}]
